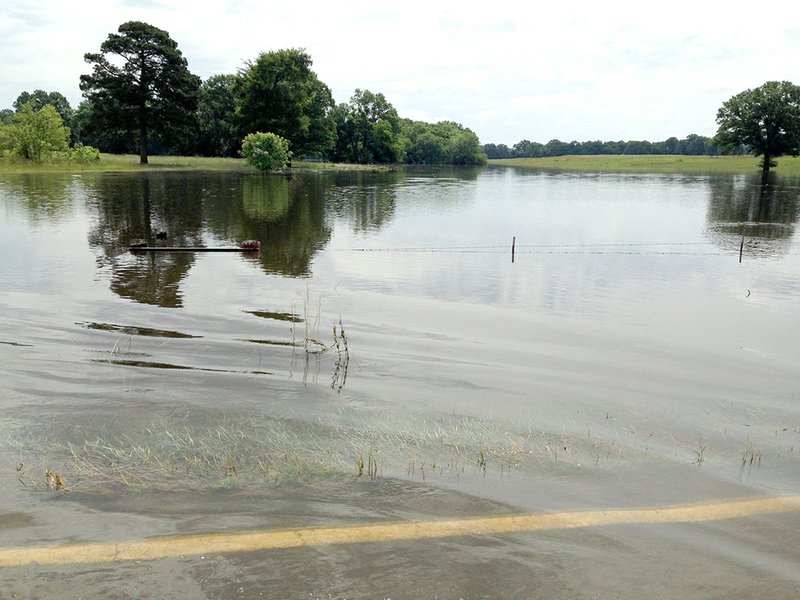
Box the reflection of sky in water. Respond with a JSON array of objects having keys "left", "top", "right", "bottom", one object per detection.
[
  {"left": 0, "top": 177, "right": 101, "bottom": 317},
  {"left": 317, "top": 169, "right": 799, "bottom": 327}
]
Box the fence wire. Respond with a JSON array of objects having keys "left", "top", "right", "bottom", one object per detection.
[{"left": 337, "top": 241, "right": 744, "bottom": 256}]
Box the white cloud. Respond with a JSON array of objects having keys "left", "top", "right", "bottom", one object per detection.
[{"left": 2, "top": 0, "right": 800, "bottom": 144}]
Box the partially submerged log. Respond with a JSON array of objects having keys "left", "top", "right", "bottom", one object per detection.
[{"left": 130, "top": 240, "right": 260, "bottom": 253}]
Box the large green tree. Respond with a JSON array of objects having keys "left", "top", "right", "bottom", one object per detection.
[
  {"left": 234, "top": 49, "right": 334, "bottom": 157},
  {"left": 196, "top": 74, "right": 240, "bottom": 157},
  {"left": 80, "top": 21, "right": 200, "bottom": 164},
  {"left": 14, "top": 90, "right": 73, "bottom": 124},
  {"left": 331, "top": 89, "right": 403, "bottom": 163},
  {"left": 13, "top": 90, "right": 77, "bottom": 144},
  {"left": 8, "top": 103, "right": 69, "bottom": 161},
  {"left": 714, "top": 81, "right": 800, "bottom": 176},
  {"left": 400, "top": 119, "right": 487, "bottom": 165}
]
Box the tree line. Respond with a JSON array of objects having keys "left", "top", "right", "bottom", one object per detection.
[
  {"left": 3, "top": 21, "right": 799, "bottom": 173},
  {"left": 0, "top": 91, "right": 100, "bottom": 163},
  {"left": 483, "top": 134, "right": 725, "bottom": 159},
  {"left": 0, "top": 22, "right": 486, "bottom": 166},
  {"left": 485, "top": 79, "right": 800, "bottom": 178}
]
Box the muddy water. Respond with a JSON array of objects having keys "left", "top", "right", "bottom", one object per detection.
[{"left": 1, "top": 167, "right": 799, "bottom": 598}]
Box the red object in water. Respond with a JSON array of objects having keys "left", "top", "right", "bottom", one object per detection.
[{"left": 240, "top": 240, "right": 261, "bottom": 250}]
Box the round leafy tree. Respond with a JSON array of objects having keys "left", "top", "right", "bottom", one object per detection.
[
  {"left": 235, "top": 49, "right": 334, "bottom": 157},
  {"left": 240, "top": 132, "right": 292, "bottom": 171},
  {"left": 714, "top": 81, "right": 800, "bottom": 176}
]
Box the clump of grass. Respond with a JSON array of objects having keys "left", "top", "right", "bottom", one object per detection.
[
  {"left": 289, "top": 289, "right": 351, "bottom": 391},
  {"left": 44, "top": 468, "right": 65, "bottom": 491},
  {"left": 331, "top": 317, "right": 350, "bottom": 392},
  {"left": 300, "top": 287, "right": 326, "bottom": 353},
  {"left": 353, "top": 445, "right": 379, "bottom": 479},
  {"left": 693, "top": 438, "right": 707, "bottom": 466},
  {"left": 740, "top": 439, "right": 762, "bottom": 480},
  {"left": 110, "top": 335, "right": 132, "bottom": 356},
  {"left": 406, "top": 455, "right": 428, "bottom": 481},
  {"left": 332, "top": 317, "right": 349, "bottom": 357},
  {"left": 15, "top": 461, "right": 67, "bottom": 492},
  {"left": 477, "top": 445, "right": 487, "bottom": 476},
  {"left": 592, "top": 439, "right": 622, "bottom": 466}
]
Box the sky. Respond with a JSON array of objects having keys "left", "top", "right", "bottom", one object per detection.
[{"left": 2, "top": 0, "right": 800, "bottom": 146}]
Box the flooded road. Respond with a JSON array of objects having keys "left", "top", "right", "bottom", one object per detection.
[{"left": 1, "top": 167, "right": 799, "bottom": 598}]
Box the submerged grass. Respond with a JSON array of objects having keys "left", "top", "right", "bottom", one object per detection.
[
  {"left": 490, "top": 154, "right": 800, "bottom": 175},
  {"left": 12, "top": 408, "right": 794, "bottom": 494},
  {"left": 10, "top": 412, "right": 592, "bottom": 493},
  {"left": 740, "top": 439, "right": 763, "bottom": 480}
]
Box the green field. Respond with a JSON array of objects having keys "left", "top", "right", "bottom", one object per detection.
[
  {"left": 0, "top": 154, "right": 393, "bottom": 174},
  {"left": 0, "top": 154, "right": 250, "bottom": 173},
  {"left": 490, "top": 154, "right": 800, "bottom": 175},
  {"left": 4, "top": 153, "right": 800, "bottom": 176}
]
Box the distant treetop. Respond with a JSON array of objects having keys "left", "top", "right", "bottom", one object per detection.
[{"left": 483, "top": 134, "right": 720, "bottom": 159}]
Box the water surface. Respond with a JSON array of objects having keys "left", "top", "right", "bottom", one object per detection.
[{"left": 2, "top": 166, "right": 799, "bottom": 597}]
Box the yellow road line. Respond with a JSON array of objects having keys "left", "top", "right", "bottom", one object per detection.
[{"left": 2, "top": 495, "right": 798, "bottom": 568}]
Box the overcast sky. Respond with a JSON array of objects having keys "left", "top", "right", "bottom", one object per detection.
[{"left": 2, "top": 0, "right": 799, "bottom": 145}]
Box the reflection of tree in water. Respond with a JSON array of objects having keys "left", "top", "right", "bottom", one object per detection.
[
  {"left": 325, "top": 170, "right": 402, "bottom": 233},
  {"left": 0, "top": 173, "right": 78, "bottom": 224},
  {"left": 242, "top": 176, "right": 293, "bottom": 222},
  {"left": 82, "top": 169, "right": 411, "bottom": 301},
  {"left": 237, "top": 174, "right": 332, "bottom": 277},
  {"left": 706, "top": 174, "right": 799, "bottom": 257},
  {"left": 324, "top": 168, "right": 484, "bottom": 234},
  {"left": 85, "top": 172, "right": 208, "bottom": 307},
  {"left": 110, "top": 253, "right": 194, "bottom": 307},
  {"left": 327, "top": 167, "right": 484, "bottom": 231},
  {"left": 207, "top": 171, "right": 405, "bottom": 276}
]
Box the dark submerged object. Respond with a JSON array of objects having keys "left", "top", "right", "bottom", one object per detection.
[{"left": 155, "top": 230, "right": 167, "bottom": 240}]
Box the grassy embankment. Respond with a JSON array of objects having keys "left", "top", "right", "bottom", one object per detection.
[
  {"left": 0, "top": 154, "right": 391, "bottom": 174},
  {"left": 490, "top": 154, "right": 800, "bottom": 175},
  {"left": 4, "top": 153, "right": 800, "bottom": 175}
]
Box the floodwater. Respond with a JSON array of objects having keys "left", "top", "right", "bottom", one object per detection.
[{"left": 1, "top": 167, "right": 799, "bottom": 598}]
